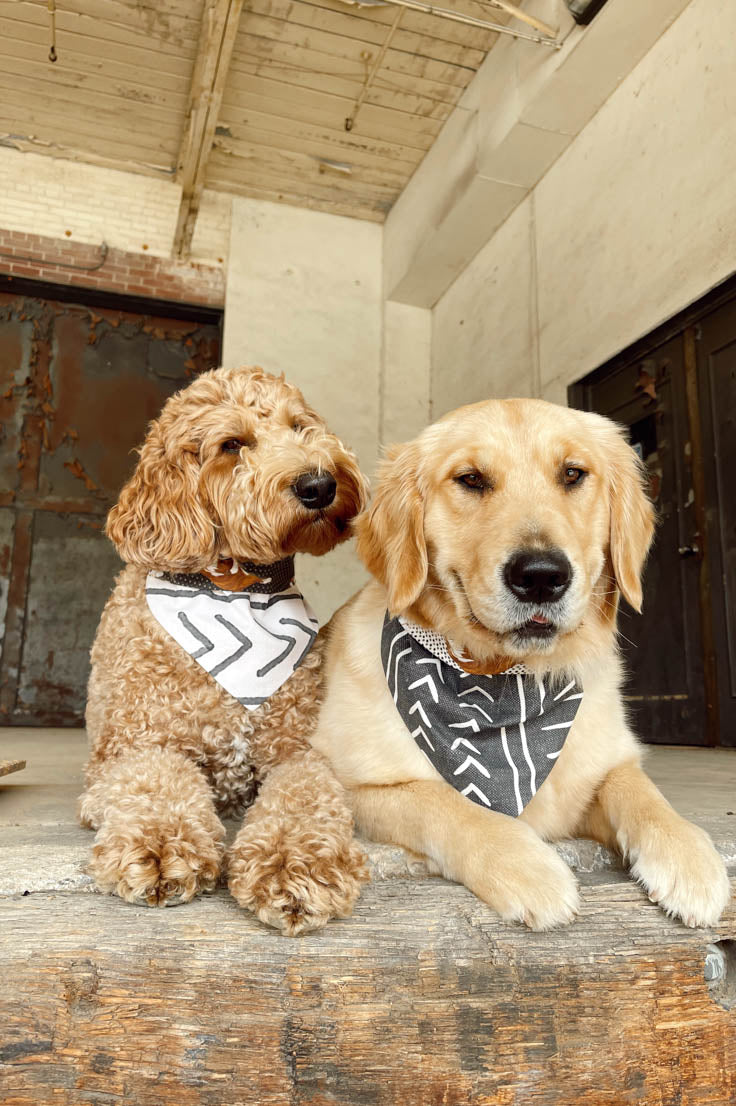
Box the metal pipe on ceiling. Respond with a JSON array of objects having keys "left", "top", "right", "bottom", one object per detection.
[{"left": 339, "top": 0, "right": 560, "bottom": 46}]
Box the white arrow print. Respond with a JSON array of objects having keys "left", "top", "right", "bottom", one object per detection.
[
  {"left": 407, "top": 673, "right": 439, "bottom": 703},
  {"left": 451, "top": 737, "right": 481, "bottom": 754},
  {"left": 460, "top": 702, "right": 494, "bottom": 724},
  {"left": 449, "top": 718, "right": 480, "bottom": 733},
  {"left": 461, "top": 782, "right": 492, "bottom": 807},
  {"left": 458, "top": 685, "right": 494, "bottom": 703},
  {"left": 416, "top": 657, "right": 445, "bottom": 683},
  {"left": 453, "top": 755, "right": 490, "bottom": 778},
  {"left": 411, "top": 725, "right": 434, "bottom": 751},
  {"left": 408, "top": 700, "right": 431, "bottom": 727}
]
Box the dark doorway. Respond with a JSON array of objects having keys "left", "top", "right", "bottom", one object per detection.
[
  {"left": 0, "top": 282, "right": 221, "bottom": 726},
  {"left": 570, "top": 280, "right": 736, "bottom": 748}
]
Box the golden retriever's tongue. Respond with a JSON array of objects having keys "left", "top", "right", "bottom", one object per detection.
[{"left": 531, "top": 613, "right": 550, "bottom": 625}]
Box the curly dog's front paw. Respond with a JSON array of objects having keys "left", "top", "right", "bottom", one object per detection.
[
  {"left": 227, "top": 820, "right": 369, "bottom": 936},
  {"left": 626, "top": 816, "right": 731, "bottom": 928},
  {"left": 90, "top": 811, "right": 224, "bottom": 907}
]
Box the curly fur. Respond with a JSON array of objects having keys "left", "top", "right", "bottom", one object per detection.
[{"left": 79, "top": 365, "right": 370, "bottom": 933}]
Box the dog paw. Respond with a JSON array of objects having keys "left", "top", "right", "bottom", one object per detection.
[
  {"left": 90, "top": 813, "right": 224, "bottom": 907},
  {"left": 227, "top": 821, "right": 369, "bottom": 936},
  {"left": 471, "top": 828, "right": 580, "bottom": 931},
  {"left": 626, "top": 817, "right": 731, "bottom": 928}
]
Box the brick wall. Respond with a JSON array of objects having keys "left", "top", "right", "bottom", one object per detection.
[
  {"left": 0, "top": 146, "right": 229, "bottom": 307},
  {"left": 0, "top": 228, "right": 225, "bottom": 308}
]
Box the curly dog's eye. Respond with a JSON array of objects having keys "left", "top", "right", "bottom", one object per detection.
[
  {"left": 221, "top": 438, "right": 249, "bottom": 454},
  {"left": 563, "top": 466, "right": 587, "bottom": 487},
  {"left": 455, "top": 471, "right": 488, "bottom": 492},
  {"left": 291, "top": 421, "right": 305, "bottom": 433}
]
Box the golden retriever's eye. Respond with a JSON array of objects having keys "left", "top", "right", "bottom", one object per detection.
[
  {"left": 221, "top": 438, "right": 251, "bottom": 454},
  {"left": 455, "top": 471, "right": 488, "bottom": 492},
  {"left": 563, "top": 466, "right": 587, "bottom": 486}
]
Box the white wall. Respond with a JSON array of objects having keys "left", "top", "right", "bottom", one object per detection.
[
  {"left": 0, "top": 146, "right": 230, "bottom": 265},
  {"left": 431, "top": 0, "right": 736, "bottom": 414},
  {"left": 223, "top": 197, "right": 384, "bottom": 622}
]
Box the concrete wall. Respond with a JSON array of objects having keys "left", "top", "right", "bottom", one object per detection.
[
  {"left": 223, "top": 197, "right": 384, "bottom": 622},
  {"left": 431, "top": 0, "right": 736, "bottom": 414}
]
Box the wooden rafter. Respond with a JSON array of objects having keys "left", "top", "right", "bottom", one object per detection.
[{"left": 173, "top": 0, "right": 244, "bottom": 258}]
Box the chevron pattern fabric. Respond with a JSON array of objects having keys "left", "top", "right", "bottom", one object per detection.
[
  {"left": 145, "top": 561, "right": 318, "bottom": 710},
  {"left": 381, "top": 614, "right": 583, "bottom": 815}
]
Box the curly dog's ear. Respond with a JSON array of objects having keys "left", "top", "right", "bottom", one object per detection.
[
  {"left": 356, "top": 442, "right": 427, "bottom": 615},
  {"left": 605, "top": 425, "right": 655, "bottom": 612},
  {"left": 106, "top": 418, "right": 216, "bottom": 570}
]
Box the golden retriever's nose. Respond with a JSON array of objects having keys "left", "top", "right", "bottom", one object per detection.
[
  {"left": 293, "top": 471, "right": 337, "bottom": 510},
  {"left": 504, "top": 549, "right": 572, "bottom": 604}
]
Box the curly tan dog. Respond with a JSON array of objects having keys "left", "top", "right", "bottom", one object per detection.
[
  {"left": 78, "top": 366, "right": 369, "bottom": 934},
  {"left": 310, "top": 399, "right": 731, "bottom": 930}
]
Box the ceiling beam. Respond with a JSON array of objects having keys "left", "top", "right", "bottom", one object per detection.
[{"left": 173, "top": 0, "right": 243, "bottom": 259}]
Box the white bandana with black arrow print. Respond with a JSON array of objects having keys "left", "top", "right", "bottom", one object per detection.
[
  {"left": 381, "top": 613, "right": 583, "bottom": 816},
  {"left": 145, "top": 556, "right": 318, "bottom": 710}
]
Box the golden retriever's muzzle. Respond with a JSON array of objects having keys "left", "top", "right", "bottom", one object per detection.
[{"left": 501, "top": 546, "right": 574, "bottom": 643}]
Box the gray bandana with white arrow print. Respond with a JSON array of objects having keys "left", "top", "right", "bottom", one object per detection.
[
  {"left": 381, "top": 613, "right": 583, "bottom": 815},
  {"left": 145, "top": 557, "right": 318, "bottom": 710}
]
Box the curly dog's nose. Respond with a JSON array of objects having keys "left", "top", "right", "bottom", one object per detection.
[
  {"left": 504, "top": 548, "right": 572, "bottom": 603},
  {"left": 293, "top": 471, "right": 337, "bottom": 510}
]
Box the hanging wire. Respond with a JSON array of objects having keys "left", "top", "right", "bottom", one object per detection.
[{"left": 48, "top": 0, "right": 58, "bottom": 63}]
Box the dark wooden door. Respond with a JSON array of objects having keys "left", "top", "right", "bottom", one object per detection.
[
  {"left": 696, "top": 298, "right": 736, "bottom": 744},
  {"left": 0, "top": 288, "right": 220, "bottom": 726},
  {"left": 571, "top": 289, "right": 736, "bottom": 747}
]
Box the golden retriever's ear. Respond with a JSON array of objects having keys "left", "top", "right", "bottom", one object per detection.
[
  {"left": 106, "top": 420, "right": 215, "bottom": 570},
  {"left": 355, "top": 442, "right": 427, "bottom": 614},
  {"left": 606, "top": 427, "right": 655, "bottom": 612}
]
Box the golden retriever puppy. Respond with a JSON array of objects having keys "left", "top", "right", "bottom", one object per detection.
[
  {"left": 78, "top": 366, "right": 369, "bottom": 934},
  {"left": 310, "top": 398, "right": 731, "bottom": 930}
]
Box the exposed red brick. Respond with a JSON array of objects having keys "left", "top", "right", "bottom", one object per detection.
[{"left": 0, "top": 227, "right": 224, "bottom": 307}]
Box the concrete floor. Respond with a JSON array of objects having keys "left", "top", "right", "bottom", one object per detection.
[{"left": 1, "top": 727, "right": 735, "bottom": 897}]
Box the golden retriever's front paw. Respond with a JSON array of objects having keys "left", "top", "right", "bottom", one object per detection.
[
  {"left": 227, "top": 821, "right": 369, "bottom": 936},
  {"left": 90, "top": 813, "right": 224, "bottom": 907},
  {"left": 626, "top": 817, "right": 731, "bottom": 928},
  {"left": 472, "top": 832, "right": 580, "bottom": 931}
]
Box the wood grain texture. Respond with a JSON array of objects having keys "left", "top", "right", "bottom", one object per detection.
[
  {"left": 1, "top": 870, "right": 734, "bottom": 1105},
  {"left": 0, "top": 0, "right": 509, "bottom": 221},
  {"left": 0, "top": 759, "right": 25, "bottom": 778}
]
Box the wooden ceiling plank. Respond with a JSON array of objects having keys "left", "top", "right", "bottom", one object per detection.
[
  {"left": 259, "top": 0, "right": 503, "bottom": 51},
  {"left": 0, "top": 18, "right": 194, "bottom": 90},
  {"left": 231, "top": 40, "right": 471, "bottom": 103},
  {"left": 206, "top": 176, "right": 386, "bottom": 221},
  {"left": 173, "top": 0, "right": 245, "bottom": 258},
  {"left": 0, "top": 67, "right": 188, "bottom": 131},
  {"left": 0, "top": 89, "right": 181, "bottom": 160},
  {"left": 236, "top": 12, "right": 477, "bottom": 88},
  {"left": 207, "top": 139, "right": 407, "bottom": 193},
  {"left": 243, "top": 0, "right": 490, "bottom": 63},
  {"left": 227, "top": 57, "right": 456, "bottom": 120},
  {"left": 0, "top": 49, "right": 190, "bottom": 115},
  {"left": 219, "top": 85, "right": 439, "bottom": 150},
  {"left": 58, "top": 0, "right": 203, "bottom": 43},
  {"left": 205, "top": 156, "right": 398, "bottom": 213},
  {"left": 4, "top": 3, "right": 201, "bottom": 61},
  {"left": 212, "top": 127, "right": 417, "bottom": 182},
  {"left": 0, "top": 115, "right": 176, "bottom": 174},
  {"left": 216, "top": 105, "right": 425, "bottom": 165}
]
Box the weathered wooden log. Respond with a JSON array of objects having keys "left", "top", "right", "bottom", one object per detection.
[
  {"left": 1, "top": 866, "right": 734, "bottom": 1105},
  {"left": 0, "top": 759, "right": 25, "bottom": 778}
]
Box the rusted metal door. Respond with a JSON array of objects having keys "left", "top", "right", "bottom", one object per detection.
[
  {"left": 0, "top": 289, "right": 220, "bottom": 726},
  {"left": 571, "top": 288, "right": 736, "bottom": 747}
]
